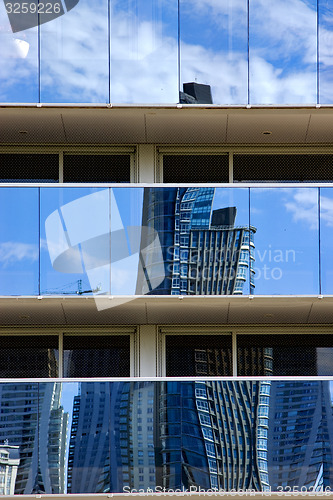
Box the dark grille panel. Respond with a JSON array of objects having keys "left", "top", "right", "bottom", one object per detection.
[
  {"left": 163, "top": 155, "right": 229, "bottom": 183},
  {"left": 0, "top": 336, "right": 59, "bottom": 377},
  {"left": 166, "top": 334, "right": 232, "bottom": 376},
  {"left": 63, "top": 154, "right": 131, "bottom": 182},
  {"left": 233, "top": 154, "right": 333, "bottom": 182},
  {"left": 63, "top": 335, "right": 131, "bottom": 377},
  {"left": 0, "top": 154, "right": 59, "bottom": 182},
  {"left": 237, "top": 334, "right": 333, "bottom": 376}
]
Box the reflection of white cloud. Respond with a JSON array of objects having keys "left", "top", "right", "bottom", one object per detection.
[
  {"left": 320, "top": 195, "right": 333, "bottom": 228},
  {"left": 284, "top": 188, "right": 318, "bottom": 230},
  {"left": 0, "top": 242, "right": 38, "bottom": 266}
]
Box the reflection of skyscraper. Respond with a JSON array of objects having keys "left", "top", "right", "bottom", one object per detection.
[
  {"left": 67, "top": 382, "right": 111, "bottom": 493},
  {"left": 160, "top": 381, "right": 270, "bottom": 492},
  {"left": 0, "top": 383, "right": 67, "bottom": 494},
  {"left": 268, "top": 381, "right": 333, "bottom": 490},
  {"left": 68, "top": 381, "right": 159, "bottom": 493},
  {"left": 110, "top": 382, "right": 159, "bottom": 492},
  {"left": 137, "top": 187, "right": 255, "bottom": 295},
  {"left": 0, "top": 444, "right": 20, "bottom": 495}
]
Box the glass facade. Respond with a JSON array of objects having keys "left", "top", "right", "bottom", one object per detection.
[
  {"left": 0, "top": 379, "right": 332, "bottom": 493},
  {"left": 1, "top": 0, "right": 333, "bottom": 104},
  {"left": 1, "top": 184, "right": 333, "bottom": 296}
]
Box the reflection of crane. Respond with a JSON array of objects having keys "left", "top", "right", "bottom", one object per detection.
[{"left": 42, "top": 280, "right": 102, "bottom": 295}]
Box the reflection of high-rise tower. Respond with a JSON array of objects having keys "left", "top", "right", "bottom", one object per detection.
[
  {"left": 67, "top": 382, "right": 111, "bottom": 493},
  {"left": 0, "top": 383, "right": 68, "bottom": 494},
  {"left": 136, "top": 187, "right": 255, "bottom": 295},
  {"left": 268, "top": 381, "right": 333, "bottom": 490},
  {"left": 160, "top": 381, "right": 270, "bottom": 492},
  {"left": 68, "top": 381, "right": 160, "bottom": 493},
  {"left": 110, "top": 382, "right": 160, "bottom": 492},
  {"left": 0, "top": 444, "right": 20, "bottom": 495}
]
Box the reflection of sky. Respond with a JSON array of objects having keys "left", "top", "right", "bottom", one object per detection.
[
  {"left": 250, "top": 188, "right": 319, "bottom": 294},
  {"left": 1, "top": 0, "right": 333, "bottom": 103}
]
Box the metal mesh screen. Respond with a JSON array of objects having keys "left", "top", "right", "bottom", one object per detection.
[
  {"left": 63, "top": 154, "right": 131, "bottom": 182},
  {"left": 165, "top": 334, "right": 232, "bottom": 376},
  {"left": 0, "top": 154, "right": 59, "bottom": 182},
  {"left": 162, "top": 155, "right": 229, "bottom": 183},
  {"left": 63, "top": 335, "right": 131, "bottom": 377},
  {"left": 233, "top": 154, "right": 333, "bottom": 182},
  {"left": 237, "top": 334, "right": 333, "bottom": 376},
  {"left": 0, "top": 336, "right": 59, "bottom": 377}
]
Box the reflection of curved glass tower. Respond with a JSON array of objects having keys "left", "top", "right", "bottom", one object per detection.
[
  {"left": 67, "top": 382, "right": 111, "bottom": 493},
  {"left": 0, "top": 383, "right": 67, "bottom": 494},
  {"left": 160, "top": 381, "right": 269, "bottom": 492},
  {"left": 268, "top": 381, "right": 333, "bottom": 490},
  {"left": 137, "top": 187, "right": 255, "bottom": 295}
]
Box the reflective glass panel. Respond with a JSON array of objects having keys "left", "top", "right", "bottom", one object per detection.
[
  {"left": 136, "top": 187, "right": 250, "bottom": 296},
  {"left": 319, "top": 0, "right": 333, "bottom": 104},
  {"left": 165, "top": 335, "right": 232, "bottom": 376},
  {"left": 110, "top": 0, "right": 178, "bottom": 103},
  {"left": 237, "top": 334, "right": 333, "bottom": 376},
  {"left": 0, "top": 2, "right": 38, "bottom": 102},
  {"left": 249, "top": 0, "right": 317, "bottom": 104},
  {"left": 40, "top": 187, "right": 111, "bottom": 296},
  {"left": 179, "top": 0, "right": 248, "bottom": 105},
  {"left": 0, "top": 187, "right": 39, "bottom": 295},
  {"left": 267, "top": 380, "right": 333, "bottom": 491},
  {"left": 1, "top": 380, "right": 333, "bottom": 493},
  {"left": 66, "top": 382, "right": 111, "bottom": 492},
  {"left": 40, "top": 0, "right": 109, "bottom": 103},
  {"left": 111, "top": 187, "right": 144, "bottom": 295},
  {"left": 0, "top": 382, "right": 39, "bottom": 494},
  {"left": 320, "top": 187, "right": 333, "bottom": 294},
  {"left": 250, "top": 187, "right": 319, "bottom": 294},
  {"left": 63, "top": 335, "right": 130, "bottom": 377}
]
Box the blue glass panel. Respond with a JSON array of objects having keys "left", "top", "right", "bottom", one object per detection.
[
  {"left": 0, "top": 187, "right": 39, "bottom": 295},
  {"left": 320, "top": 187, "right": 333, "bottom": 293},
  {"left": 1, "top": 380, "right": 333, "bottom": 493},
  {"left": 179, "top": 0, "right": 248, "bottom": 105},
  {"left": 319, "top": 1, "right": 333, "bottom": 104},
  {"left": 40, "top": 0, "right": 109, "bottom": 103},
  {"left": 111, "top": 188, "right": 144, "bottom": 295},
  {"left": 66, "top": 382, "right": 111, "bottom": 493},
  {"left": 249, "top": 0, "right": 317, "bottom": 104},
  {"left": 250, "top": 187, "right": 319, "bottom": 294},
  {"left": 40, "top": 187, "right": 111, "bottom": 296},
  {"left": 110, "top": 0, "right": 178, "bottom": 104},
  {"left": 0, "top": 3, "right": 38, "bottom": 102},
  {"left": 0, "top": 382, "right": 39, "bottom": 494},
  {"left": 136, "top": 187, "right": 250, "bottom": 296}
]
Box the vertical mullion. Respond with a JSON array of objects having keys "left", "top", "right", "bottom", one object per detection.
[
  {"left": 232, "top": 331, "right": 237, "bottom": 376},
  {"left": 59, "top": 332, "right": 63, "bottom": 378},
  {"left": 59, "top": 150, "right": 64, "bottom": 183},
  {"left": 229, "top": 151, "right": 234, "bottom": 183}
]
